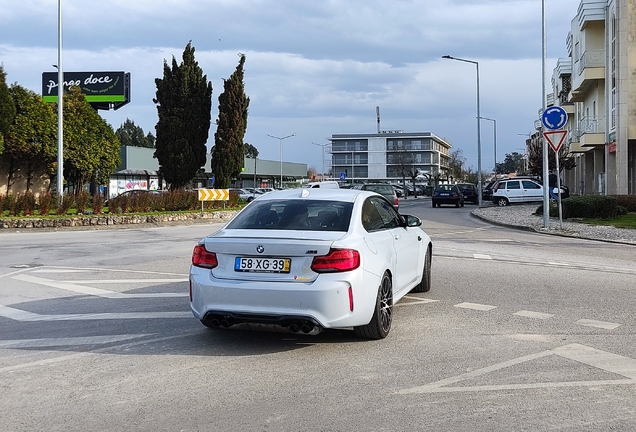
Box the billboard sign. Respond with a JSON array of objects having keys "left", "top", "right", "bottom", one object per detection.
[{"left": 42, "top": 71, "right": 130, "bottom": 108}]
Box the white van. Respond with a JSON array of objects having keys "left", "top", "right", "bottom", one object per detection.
[{"left": 305, "top": 181, "right": 340, "bottom": 189}]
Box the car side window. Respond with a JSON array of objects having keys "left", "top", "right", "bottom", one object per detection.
[
  {"left": 370, "top": 197, "right": 401, "bottom": 229},
  {"left": 522, "top": 180, "right": 540, "bottom": 189},
  {"left": 506, "top": 181, "right": 521, "bottom": 190},
  {"left": 361, "top": 198, "right": 385, "bottom": 232}
]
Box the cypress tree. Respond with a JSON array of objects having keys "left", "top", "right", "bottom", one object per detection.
[
  {"left": 0, "top": 65, "right": 17, "bottom": 154},
  {"left": 153, "top": 41, "right": 212, "bottom": 189},
  {"left": 211, "top": 54, "right": 250, "bottom": 188}
]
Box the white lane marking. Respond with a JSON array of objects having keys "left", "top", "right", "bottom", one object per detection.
[
  {"left": 60, "top": 278, "right": 189, "bottom": 284},
  {"left": 0, "top": 304, "right": 191, "bottom": 321},
  {"left": 397, "top": 296, "right": 439, "bottom": 307},
  {"left": 473, "top": 253, "right": 492, "bottom": 260},
  {"left": 32, "top": 269, "right": 88, "bottom": 273},
  {"left": 0, "top": 334, "right": 145, "bottom": 348},
  {"left": 513, "top": 310, "right": 554, "bottom": 320},
  {"left": 576, "top": 319, "right": 621, "bottom": 330},
  {"left": 11, "top": 274, "right": 187, "bottom": 298},
  {"left": 398, "top": 343, "right": 636, "bottom": 394},
  {"left": 548, "top": 262, "right": 570, "bottom": 266},
  {"left": 0, "top": 333, "right": 194, "bottom": 374},
  {"left": 454, "top": 302, "right": 497, "bottom": 311}
]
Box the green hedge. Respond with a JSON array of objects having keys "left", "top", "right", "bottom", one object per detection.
[
  {"left": 536, "top": 195, "right": 623, "bottom": 219},
  {"left": 2, "top": 189, "right": 242, "bottom": 217}
]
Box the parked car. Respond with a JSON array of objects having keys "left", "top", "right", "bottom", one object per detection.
[
  {"left": 352, "top": 183, "right": 399, "bottom": 210},
  {"left": 306, "top": 181, "right": 340, "bottom": 189},
  {"left": 190, "top": 188, "right": 432, "bottom": 339},
  {"left": 491, "top": 178, "right": 570, "bottom": 206},
  {"left": 229, "top": 188, "right": 259, "bottom": 203},
  {"left": 456, "top": 183, "right": 478, "bottom": 204},
  {"left": 482, "top": 180, "right": 497, "bottom": 201},
  {"left": 105, "top": 189, "right": 167, "bottom": 205},
  {"left": 431, "top": 184, "right": 465, "bottom": 208}
]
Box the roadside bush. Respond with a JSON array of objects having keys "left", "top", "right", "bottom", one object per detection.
[
  {"left": 535, "top": 195, "right": 621, "bottom": 219},
  {"left": 56, "top": 194, "right": 74, "bottom": 215},
  {"left": 0, "top": 194, "right": 6, "bottom": 214},
  {"left": 162, "top": 190, "right": 198, "bottom": 211},
  {"left": 92, "top": 193, "right": 105, "bottom": 214},
  {"left": 611, "top": 195, "right": 636, "bottom": 213},
  {"left": 37, "top": 192, "right": 53, "bottom": 216},
  {"left": 4, "top": 194, "right": 17, "bottom": 216},
  {"left": 75, "top": 190, "right": 91, "bottom": 214},
  {"left": 562, "top": 195, "right": 620, "bottom": 219},
  {"left": 228, "top": 190, "right": 240, "bottom": 208},
  {"left": 16, "top": 192, "right": 37, "bottom": 216}
]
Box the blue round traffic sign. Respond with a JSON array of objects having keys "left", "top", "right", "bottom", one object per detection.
[{"left": 541, "top": 106, "right": 568, "bottom": 130}]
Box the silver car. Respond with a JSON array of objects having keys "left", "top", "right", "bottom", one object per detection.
[{"left": 190, "top": 188, "right": 432, "bottom": 339}]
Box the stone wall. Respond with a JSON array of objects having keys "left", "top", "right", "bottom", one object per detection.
[{"left": 0, "top": 210, "right": 239, "bottom": 230}]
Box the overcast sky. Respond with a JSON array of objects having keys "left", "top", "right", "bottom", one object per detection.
[{"left": 0, "top": 0, "right": 582, "bottom": 173}]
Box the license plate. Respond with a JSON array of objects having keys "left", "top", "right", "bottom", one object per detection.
[
  {"left": 234, "top": 257, "right": 291, "bottom": 273},
  {"left": 440, "top": 193, "right": 449, "bottom": 196}
]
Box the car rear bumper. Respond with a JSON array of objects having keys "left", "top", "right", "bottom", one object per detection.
[{"left": 189, "top": 266, "right": 378, "bottom": 329}]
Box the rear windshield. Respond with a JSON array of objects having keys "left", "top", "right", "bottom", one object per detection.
[
  {"left": 226, "top": 200, "right": 353, "bottom": 231},
  {"left": 363, "top": 185, "right": 393, "bottom": 195}
]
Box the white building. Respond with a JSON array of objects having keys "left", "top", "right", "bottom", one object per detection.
[
  {"left": 329, "top": 131, "right": 452, "bottom": 184},
  {"left": 550, "top": 0, "right": 635, "bottom": 195}
]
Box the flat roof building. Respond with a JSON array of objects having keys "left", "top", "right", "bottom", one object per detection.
[{"left": 329, "top": 131, "right": 452, "bottom": 184}]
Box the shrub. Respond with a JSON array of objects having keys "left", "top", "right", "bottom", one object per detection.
[
  {"left": 562, "top": 195, "right": 620, "bottom": 219},
  {"left": 37, "top": 192, "right": 53, "bottom": 216},
  {"left": 92, "top": 193, "right": 105, "bottom": 215},
  {"left": 57, "top": 194, "right": 74, "bottom": 215},
  {"left": 0, "top": 194, "right": 6, "bottom": 214},
  {"left": 611, "top": 195, "right": 636, "bottom": 213},
  {"left": 15, "top": 192, "right": 37, "bottom": 216},
  {"left": 5, "top": 194, "right": 18, "bottom": 216},
  {"left": 75, "top": 190, "right": 91, "bottom": 214}
]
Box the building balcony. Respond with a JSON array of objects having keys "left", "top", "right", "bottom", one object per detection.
[
  {"left": 579, "top": 116, "right": 605, "bottom": 147},
  {"left": 570, "top": 50, "right": 605, "bottom": 102}
]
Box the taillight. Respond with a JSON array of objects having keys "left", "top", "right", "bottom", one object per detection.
[
  {"left": 311, "top": 248, "right": 360, "bottom": 273},
  {"left": 394, "top": 197, "right": 399, "bottom": 206},
  {"left": 192, "top": 244, "right": 218, "bottom": 269},
  {"left": 348, "top": 287, "right": 354, "bottom": 311}
]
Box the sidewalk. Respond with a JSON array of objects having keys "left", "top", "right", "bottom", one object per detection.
[{"left": 472, "top": 204, "right": 636, "bottom": 245}]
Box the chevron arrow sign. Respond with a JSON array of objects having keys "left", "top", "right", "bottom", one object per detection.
[{"left": 198, "top": 188, "right": 229, "bottom": 201}]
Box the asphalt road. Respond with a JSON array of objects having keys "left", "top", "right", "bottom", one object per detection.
[{"left": 1, "top": 200, "right": 636, "bottom": 431}]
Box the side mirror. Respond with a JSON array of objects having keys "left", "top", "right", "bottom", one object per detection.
[{"left": 402, "top": 214, "right": 422, "bottom": 227}]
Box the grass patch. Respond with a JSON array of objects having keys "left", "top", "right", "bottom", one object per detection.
[{"left": 580, "top": 213, "right": 636, "bottom": 229}]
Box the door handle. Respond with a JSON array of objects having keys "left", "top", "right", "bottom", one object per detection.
[{"left": 418, "top": 236, "right": 422, "bottom": 241}]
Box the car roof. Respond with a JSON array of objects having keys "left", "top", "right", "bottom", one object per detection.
[{"left": 253, "top": 187, "right": 373, "bottom": 203}]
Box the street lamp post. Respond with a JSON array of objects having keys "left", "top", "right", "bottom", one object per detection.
[
  {"left": 267, "top": 133, "right": 295, "bottom": 188},
  {"left": 56, "top": 0, "right": 64, "bottom": 201},
  {"left": 312, "top": 142, "right": 330, "bottom": 181},
  {"left": 442, "top": 55, "right": 482, "bottom": 207},
  {"left": 480, "top": 117, "right": 496, "bottom": 173}
]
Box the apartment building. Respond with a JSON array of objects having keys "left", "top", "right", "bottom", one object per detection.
[
  {"left": 550, "top": 0, "right": 635, "bottom": 195},
  {"left": 329, "top": 131, "right": 452, "bottom": 184}
]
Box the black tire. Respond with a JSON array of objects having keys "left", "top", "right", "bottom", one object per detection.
[
  {"left": 496, "top": 197, "right": 509, "bottom": 207},
  {"left": 432, "top": 201, "right": 436, "bottom": 208},
  {"left": 411, "top": 245, "right": 432, "bottom": 293},
  {"left": 455, "top": 200, "right": 460, "bottom": 208},
  {"left": 460, "top": 201, "right": 464, "bottom": 208},
  {"left": 354, "top": 272, "right": 393, "bottom": 339}
]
